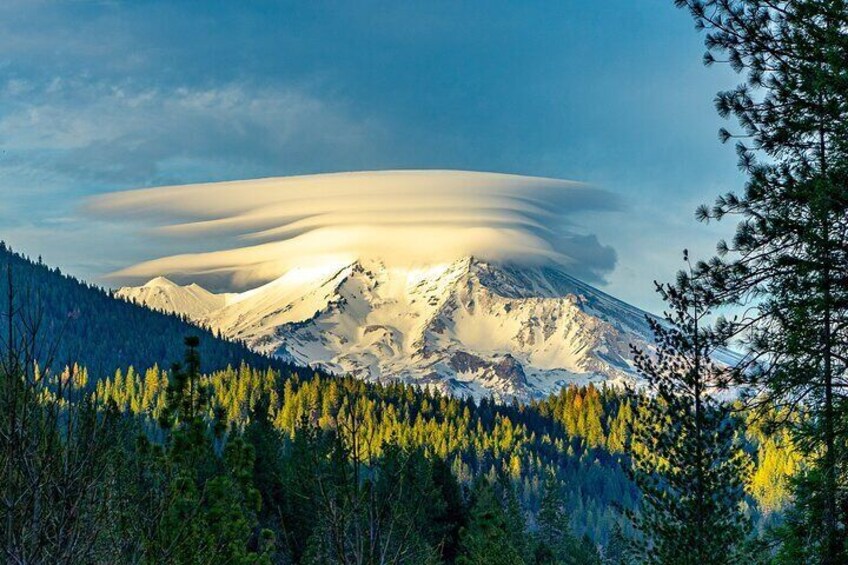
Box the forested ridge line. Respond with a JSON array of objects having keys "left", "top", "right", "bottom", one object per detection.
[{"left": 0, "top": 242, "right": 289, "bottom": 374}]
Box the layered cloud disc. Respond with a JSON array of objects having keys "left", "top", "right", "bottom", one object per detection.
[{"left": 88, "top": 170, "right": 621, "bottom": 289}]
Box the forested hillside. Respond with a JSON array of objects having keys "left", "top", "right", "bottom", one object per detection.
[
  {"left": 0, "top": 243, "right": 286, "bottom": 374},
  {"left": 4, "top": 0, "right": 848, "bottom": 562},
  {"left": 97, "top": 365, "right": 639, "bottom": 548},
  {"left": 0, "top": 244, "right": 799, "bottom": 562}
]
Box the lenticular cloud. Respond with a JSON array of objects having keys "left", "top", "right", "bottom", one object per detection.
[{"left": 88, "top": 170, "right": 621, "bottom": 289}]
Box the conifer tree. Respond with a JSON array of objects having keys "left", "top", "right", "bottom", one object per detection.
[
  {"left": 131, "top": 337, "right": 270, "bottom": 564},
  {"left": 673, "top": 1, "right": 848, "bottom": 560},
  {"left": 430, "top": 456, "right": 467, "bottom": 561},
  {"left": 534, "top": 472, "right": 601, "bottom": 565},
  {"left": 0, "top": 259, "right": 122, "bottom": 563},
  {"left": 603, "top": 523, "right": 629, "bottom": 565},
  {"left": 627, "top": 258, "right": 750, "bottom": 563},
  {"left": 458, "top": 480, "right": 526, "bottom": 565}
]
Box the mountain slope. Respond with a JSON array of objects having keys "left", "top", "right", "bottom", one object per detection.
[
  {"left": 118, "top": 276, "right": 234, "bottom": 319},
  {"left": 119, "top": 257, "right": 655, "bottom": 399},
  {"left": 0, "top": 244, "right": 286, "bottom": 376}
]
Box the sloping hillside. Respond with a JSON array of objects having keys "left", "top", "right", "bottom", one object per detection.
[{"left": 0, "top": 243, "right": 288, "bottom": 376}]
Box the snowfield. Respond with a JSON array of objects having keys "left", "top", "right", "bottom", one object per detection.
[{"left": 118, "top": 257, "right": 657, "bottom": 401}]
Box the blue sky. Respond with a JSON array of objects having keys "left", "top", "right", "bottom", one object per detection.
[{"left": 0, "top": 0, "right": 744, "bottom": 312}]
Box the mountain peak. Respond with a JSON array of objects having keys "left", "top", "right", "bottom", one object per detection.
[
  {"left": 119, "top": 276, "right": 228, "bottom": 319},
  {"left": 119, "top": 259, "right": 654, "bottom": 401},
  {"left": 143, "top": 276, "right": 178, "bottom": 288}
]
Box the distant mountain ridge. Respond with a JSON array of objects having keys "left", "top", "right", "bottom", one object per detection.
[
  {"left": 0, "top": 244, "right": 287, "bottom": 376},
  {"left": 119, "top": 257, "right": 658, "bottom": 400}
]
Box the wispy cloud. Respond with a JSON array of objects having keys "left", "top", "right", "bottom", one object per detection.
[{"left": 0, "top": 77, "right": 383, "bottom": 187}]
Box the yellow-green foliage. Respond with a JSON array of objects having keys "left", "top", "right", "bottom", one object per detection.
[
  {"left": 94, "top": 362, "right": 799, "bottom": 529},
  {"left": 746, "top": 414, "right": 800, "bottom": 514},
  {"left": 95, "top": 364, "right": 639, "bottom": 545}
]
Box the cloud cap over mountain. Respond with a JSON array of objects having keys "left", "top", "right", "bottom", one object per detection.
[{"left": 88, "top": 170, "right": 621, "bottom": 289}]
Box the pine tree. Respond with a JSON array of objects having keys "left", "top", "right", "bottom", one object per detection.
[
  {"left": 502, "top": 478, "right": 528, "bottom": 560},
  {"left": 431, "top": 456, "right": 468, "bottom": 562},
  {"left": 626, "top": 258, "right": 750, "bottom": 563},
  {"left": 534, "top": 472, "right": 601, "bottom": 565},
  {"left": 131, "top": 337, "right": 270, "bottom": 564},
  {"left": 674, "top": 1, "right": 848, "bottom": 560},
  {"left": 458, "top": 480, "right": 526, "bottom": 565},
  {"left": 0, "top": 259, "right": 123, "bottom": 562},
  {"left": 603, "top": 523, "right": 629, "bottom": 565}
]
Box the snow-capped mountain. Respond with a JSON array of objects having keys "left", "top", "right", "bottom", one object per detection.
[
  {"left": 119, "top": 276, "right": 235, "bottom": 319},
  {"left": 117, "top": 257, "right": 655, "bottom": 400}
]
